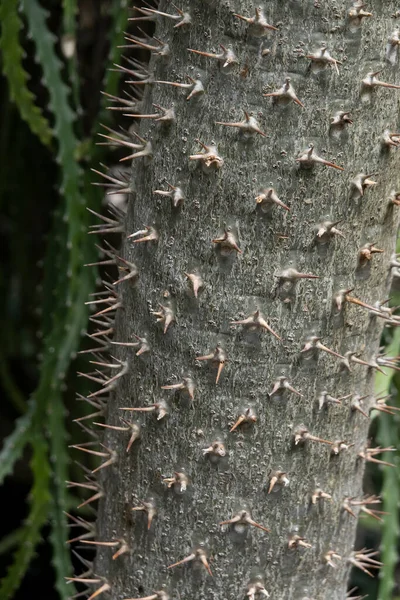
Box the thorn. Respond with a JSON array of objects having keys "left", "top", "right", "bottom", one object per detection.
[
  {"left": 88, "top": 582, "right": 111, "bottom": 600},
  {"left": 288, "top": 534, "right": 312, "bottom": 549},
  {"left": 316, "top": 220, "right": 345, "bottom": 243},
  {"left": 269, "top": 376, "right": 302, "bottom": 397},
  {"left": 196, "top": 344, "right": 227, "bottom": 383},
  {"left": 386, "top": 29, "right": 400, "bottom": 65},
  {"left": 127, "top": 225, "right": 158, "bottom": 243},
  {"left": 87, "top": 207, "right": 124, "bottom": 235},
  {"left": 131, "top": 499, "right": 157, "bottom": 530},
  {"left": 91, "top": 164, "right": 131, "bottom": 195},
  {"left": 233, "top": 7, "right": 278, "bottom": 36},
  {"left": 330, "top": 110, "right": 353, "bottom": 130},
  {"left": 202, "top": 440, "right": 226, "bottom": 458},
  {"left": 230, "top": 407, "right": 257, "bottom": 432},
  {"left": 340, "top": 293, "right": 377, "bottom": 314},
  {"left": 120, "top": 400, "right": 169, "bottom": 421},
  {"left": 113, "top": 257, "right": 139, "bottom": 286},
  {"left": 358, "top": 446, "right": 396, "bottom": 467},
  {"left": 300, "top": 335, "right": 344, "bottom": 359},
  {"left": 90, "top": 356, "right": 129, "bottom": 385},
  {"left": 65, "top": 577, "right": 99, "bottom": 585},
  {"left": 189, "top": 140, "right": 224, "bottom": 171},
  {"left": 111, "top": 333, "right": 150, "bottom": 355},
  {"left": 212, "top": 226, "right": 241, "bottom": 254},
  {"left": 81, "top": 539, "right": 129, "bottom": 560},
  {"left": 65, "top": 513, "right": 96, "bottom": 544},
  {"left": 255, "top": 187, "right": 289, "bottom": 212},
  {"left": 93, "top": 422, "right": 128, "bottom": 432},
  {"left": 323, "top": 550, "right": 342, "bottom": 568},
  {"left": 121, "top": 31, "right": 170, "bottom": 59},
  {"left": 184, "top": 271, "right": 204, "bottom": 298},
  {"left": 311, "top": 488, "right": 332, "bottom": 504},
  {"left": 168, "top": 547, "right": 212, "bottom": 576},
  {"left": 73, "top": 396, "right": 105, "bottom": 423},
  {"left": 340, "top": 351, "right": 385, "bottom": 374},
  {"left": 318, "top": 390, "right": 351, "bottom": 410},
  {"left": 150, "top": 301, "right": 175, "bottom": 334},
  {"left": 188, "top": 44, "right": 239, "bottom": 72},
  {"left": 268, "top": 470, "right": 289, "bottom": 494},
  {"left": 111, "top": 64, "right": 152, "bottom": 87},
  {"left": 123, "top": 420, "right": 141, "bottom": 452},
  {"left": 161, "top": 376, "right": 195, "bottom": 400},
  {"left": 382, "top": 128, "right": 400, "bottom": 148},
  {"left": 370, "top": 395, "right": 400, "bottom": 416},
  {"left": 293, "top": 426, "right": 334, "bottom": 446},
  {"left": 93, "top": 445, "right": 118, "bottom": 474},
  {"left": 358, "top": 242, "right": 384, "bottom": 266},
  {"left": 216, "top": 110, "right": 266, "bottom": 137},
  {"left": 130, "top": 5, "right": 191, "bottom": 28},
  {"left": 101, "top": 90, "right": 142, "bottom": 114},
  {"left": 306, "top": 45, "right": 342, "bottom": 74},
  {"left": 351, "top": 172, "right": 378, "bottom": 198},
  {"left": 331, "top": 440, "right": 354, "bottom": 455},
  {"left": 154, "top": 75, "right": 205, "bottom": 101},
  {"left": 347, "top": 548, "right": 383, "bottom": 577},
  {"left": 350, "top": 394, "right": 370, "bottom": 418},
  {"left": 220, "top": 509, "right": 270, "bottom": 533},
  {"left": 347, "top": 587, "right": 367, "bottom": 600},
  {"left": 296, "top": 143, "right": 344, "bottom": 170},
  {"left": 97, "top": 126, "right": 153, "bottom": 162},
  {"left": 278, "top": 268, "right": 319, "bottom": 283},
  {"left": 348, "top": 1, "right": 372, "bottom": 26},
  {"left": 230, "top": 309, "right": 281, "bottom": 339},
  {"left": 362, "top": 70, "right": 400, "bottom": 91},
  {"left": 93, "top": 420, "right": 140, "bottom": 453},
  {"left": 162, "top": 471, "right": 190, "bottom": 493},
  {"left": 124, "top": 591, "right": 169, "bottom": 600},
  {"left": 390, "top": 252, "right": 400, "bottom": 269},
  {"left": 67, "top": 479, "right": 104, "bottom": 509},
  {"left": 154, "top": 181, "right": 184, "bottom": 207},
  {"left": 263, "top": 77, "right": 304, "bottom": 107},
  {"left": 343, "top": 495, "right": 387, "bottom": 522},
  {"left": 66, "top": 577, "right": 110, "bottom": 600},
  {"left": 246, "top": 578, "right": 270, "bottom": 599}
]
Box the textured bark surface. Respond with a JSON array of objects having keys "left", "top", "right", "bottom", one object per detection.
[{"left": 90, "top": 2, "right": 400, "bottom": 599}]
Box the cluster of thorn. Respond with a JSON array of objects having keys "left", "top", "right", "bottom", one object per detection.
[{"left": 65, "top": 2, "right": 400, "bottom": 600}]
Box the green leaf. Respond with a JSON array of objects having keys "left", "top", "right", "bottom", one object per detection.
[
  {"left": 0, "top": 353, "right": 27, "bottom": 414},
  {"left": 0, "top": 403, "right": 34, "bottom": 486},
  {"left": 102, "top": 0, "right": 130, "bottom": 106},
  {"left": 376, "top": 328, "right": 400, "bottom": 600},
  {"left": 18, "top": 3, "right": 98, "bottom": 596},
  {"left": 0, "top": 0, "right": 52, "bottom": 146},
  {"left": 48, "top": 392, "right": 75, "bottom": 600},
  {"left": 373, "top": 327, "right": 400, "bottom": 415},
  {"left": 0, "top": 529, "right": 26, "bottom": 557},
  {"left": 61, "top": 0, "right": 80, "bottom": 119},
  {"left": 0, "top": 434, "right": 51, "bottom": 599},
  {"left": 377, "top": 414, "right": 400, "bottom": 600}
]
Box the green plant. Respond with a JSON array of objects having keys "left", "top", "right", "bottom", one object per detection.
[{"left": 0, "top": 1, "right": 128, "bottom": 598}]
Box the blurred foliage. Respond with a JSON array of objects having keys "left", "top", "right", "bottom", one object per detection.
[
  {"left": 0, "top": 1, "right": 398, "bottom": 600},
  {"left": 0, "top": 1, "right": 129, "bottom": 598}
]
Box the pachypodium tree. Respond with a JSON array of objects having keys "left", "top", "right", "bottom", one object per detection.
[{"left": 68, "top": 2, "right": 400, "bottom": 599}]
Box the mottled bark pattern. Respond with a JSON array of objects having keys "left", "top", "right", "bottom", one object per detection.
[{"left": 93, "top": 2, "right": 400, "bottom": 599}]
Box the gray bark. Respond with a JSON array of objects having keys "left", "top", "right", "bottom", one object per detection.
[{"left": 88, "top": 1, "right": 400, "bottom": 599}]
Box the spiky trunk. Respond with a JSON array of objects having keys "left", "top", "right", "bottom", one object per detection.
[{"left": 78, "top": 2, "right": 400, "bottom": 599}]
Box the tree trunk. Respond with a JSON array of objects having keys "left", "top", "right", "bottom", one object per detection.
[{"left": 81, "top": 1, "right": 400, "bottom": 599}]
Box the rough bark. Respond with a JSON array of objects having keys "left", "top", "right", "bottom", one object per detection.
[{"left": 86, "top": 2, "right": 400, "bottom": 599}]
